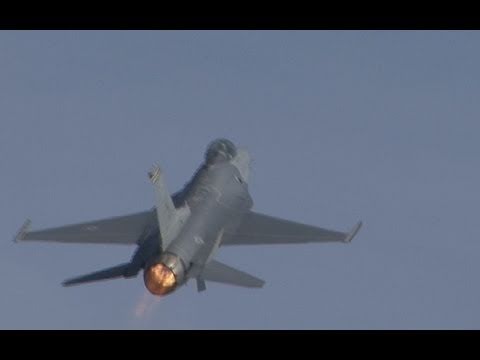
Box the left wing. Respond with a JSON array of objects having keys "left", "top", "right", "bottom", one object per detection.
[
  {"left": 223, "top": 211, "right": 362, "bottom": 246},
  {"left": 14, "top": 210, "right": 156, "bottom": 245}
]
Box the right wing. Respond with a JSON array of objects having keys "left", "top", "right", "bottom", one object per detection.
[
  {"left": 14, "top": 210, "right": 156, "bottom": 245},
  {"left": 223, "top": 211, "right": 362, "bottom": 246}
]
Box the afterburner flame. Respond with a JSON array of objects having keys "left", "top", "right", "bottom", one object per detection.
[{"left": 144, "top": 263, "right": 177, "bottom": 296}]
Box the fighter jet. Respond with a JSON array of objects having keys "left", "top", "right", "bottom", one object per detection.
[{"left": 14, "top": 139, "right": 362, "bottom": 296}]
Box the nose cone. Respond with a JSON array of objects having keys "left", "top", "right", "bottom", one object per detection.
[{"left": 143, "top": 263, "right": 177, "bottom": 296}]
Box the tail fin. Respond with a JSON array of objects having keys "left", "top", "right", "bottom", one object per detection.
[
  {"left": 148, "top": 165, "right": 176, "bottom": 242},
  {"left": 62, "top": 263, "right": 133, "bottom": 287},
  {"left": 148, "top": 165, "right": 190, "bottom": 248}
]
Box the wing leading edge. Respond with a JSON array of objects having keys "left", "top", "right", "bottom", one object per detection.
[
  {"left": 14, "top": 210, "right": 156, "bottom": 245},
  {"left": 223, "top": 211, "right": 362, "bottom": 246}
]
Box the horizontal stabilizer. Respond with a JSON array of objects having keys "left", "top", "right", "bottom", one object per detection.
[
  {"left": 62, "top": 263, "right": 132, "bottom": 287},
  {"left": 200, "top": 260, "right": 265, "bottom": 288}
]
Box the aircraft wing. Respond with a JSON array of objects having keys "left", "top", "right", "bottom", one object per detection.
[
  {"left": 223, "top": 211, "right": 362, "bottom": 246},
  {"left": 14, "top": 210, "right": 156, "bottom": 245}
]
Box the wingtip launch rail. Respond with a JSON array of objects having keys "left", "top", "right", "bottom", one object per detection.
[
  {"left": 344, "top": 221, "right": 363, "bottom": 243},
  {"left": 14, "top": 219, "right": 31, "bottom": 242}
]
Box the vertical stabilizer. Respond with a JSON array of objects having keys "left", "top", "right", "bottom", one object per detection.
[{"left": 148, "top": 165, "right": 190, "bottom": 248}]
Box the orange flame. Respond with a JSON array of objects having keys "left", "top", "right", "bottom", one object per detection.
[
  {"left": 132, "top": 290, "right": 162, "bottom": 325},
  {"left": 143, "top": 263, "right": 177, "bottom": 296}
]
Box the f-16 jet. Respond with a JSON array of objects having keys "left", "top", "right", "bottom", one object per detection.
[{"left": 15, "top": 139, "right": 362, "bottom": 296}]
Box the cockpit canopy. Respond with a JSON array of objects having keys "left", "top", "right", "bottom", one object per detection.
[{"left": 205, "top": 138, "right": 237, "bottom": 165}]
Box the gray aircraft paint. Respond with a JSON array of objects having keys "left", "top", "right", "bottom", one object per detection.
[
  {"left": 15, "top": 138, "right": 361, "bottom": 295},
  {"left": 165, "top": 156, "right": 254, "bottom": 285}
]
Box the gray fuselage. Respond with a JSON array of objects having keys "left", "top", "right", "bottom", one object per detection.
[{"left": 136, "top": 157, "right": 253, "bottom": 294}]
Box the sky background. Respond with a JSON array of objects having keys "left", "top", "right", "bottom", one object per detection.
[{"left": 1, "top": 31, "right": 480, "bottom": 329}]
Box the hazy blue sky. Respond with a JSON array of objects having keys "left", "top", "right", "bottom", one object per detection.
[{"left": 1, "top": 31, "right": 480, "bottom": 329}]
